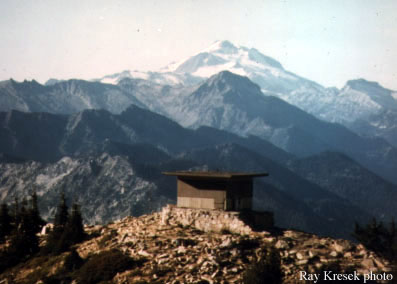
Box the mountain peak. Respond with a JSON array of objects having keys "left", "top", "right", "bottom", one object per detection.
[
  {"left": 212, "top": 70, "right": 239, "bottom": 79},
  {"left": 341, "top": 78, "right": 397, "bottom": 113},
  {"left": 344, "top": 78, "right": 394, "bottom": 99},
  {"left": 206, "top": 71, "right": 261, "bottom": 92},
  {"left": 170, "top": 40, "right": 284, "bottom": 77},
  {"left": 204, "top": 40, "right": 239, "bottom": 54},
  {"left": 346, "top": 78, "right": 382, "bottom": 90},
  {"left": 208, "top": 70, "right": 252, "bottom": 86}
]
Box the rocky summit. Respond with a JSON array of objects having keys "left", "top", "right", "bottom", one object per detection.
[{"left": 2, "top": 206, "right": 393, "bottom": 284}]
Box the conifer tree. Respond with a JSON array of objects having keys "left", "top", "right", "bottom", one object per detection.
[
  {"left": 0, "top": 203, "right": 12, "bottom": 243},
  {"left": 20, "top": 197, "right": 28, "bottom": 214},
  {"left": 29, "top": 190, "right": 45, "bottom": 233},
  {"left": 54, "top": 191, "right": 69, "bottom": 229},
  {"left": 0, "top": 193, "right": 46, "bottom": 272},
  {"left": 55, "top": 202, "right": 86, "bottom": 253},
  {"left": 8, "top": 198, "right": 40, "bottom": 259},
  {"left": 44, "top": 193, "right": 86, "bottom": 255},
  {"left": 387, "top": 218, "right": 397, "bottom": 261},
  {"left": 44, "top": 191, "right": 69, "bottom": 254},
  {"left": 13, "top": 197, "right": 20, "bottom": 228},
  {"left": 66, "top": 202, "right": 85, "bottom": 243},
  {"left": 353, "top": 218, "right": 397, "bottom": 262}
]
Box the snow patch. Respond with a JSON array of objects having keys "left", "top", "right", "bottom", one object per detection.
[{"left": 100, "top": 77, "right": 118, "bottom": 85}]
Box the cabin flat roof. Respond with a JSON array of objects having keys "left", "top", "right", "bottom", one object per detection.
[{"left": 162, "top": 171, "right": 268, "bottom": 179}]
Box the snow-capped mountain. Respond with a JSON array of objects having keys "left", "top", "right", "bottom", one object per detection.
[
  {"left": 97, "top": 40, "right": 397, "bottom": 146},
  {"left": 2, "top": 70, "right": 397, "bottom": 184},
  {"left": 159, "top": 40, "right": 397, "bottom": 127},
  {"left": 309, "top": 79, "right": 397, "bottom": 124},
  {"left": 36, "top": 41, "right": 397, "bottom": 145},
  {"left": 334, "top": 80, "right": 397, "bottom": 146},
  {"left": 155, "top": 71, "right": 397, "bottom": 186},
  {"left": 164, "top": 40, "right": 284, "bottom": 81},
  {"left": 95, "top": 68, "right": 202, "bottom": 86},
  {"left": 3, "top": 40, "right": 397, "bottom": 239},
  {"left": 97, "top": 40, "right": 320, "bottom": 95}
]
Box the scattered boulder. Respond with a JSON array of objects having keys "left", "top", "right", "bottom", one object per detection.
[{"left": 3, "top": 206, "right": 393, "bottom": 284}]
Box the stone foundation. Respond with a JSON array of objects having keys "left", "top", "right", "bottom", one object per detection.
[{"left": 160, "top": 205, "right": 273, "bottom": 235}]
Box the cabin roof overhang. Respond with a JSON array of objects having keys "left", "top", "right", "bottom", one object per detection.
[{"left": 162, "top": 171, "right": 268, "bottom": 180}]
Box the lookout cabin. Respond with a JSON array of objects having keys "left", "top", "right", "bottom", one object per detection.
[{"left": 162, "top": 171, "right": 268, "bottom": 211}]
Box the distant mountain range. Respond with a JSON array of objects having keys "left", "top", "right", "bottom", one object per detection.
[
  {"left": 3, "top": 40, "right": 397, "bottom": 147},
  {"left": 2, "top": 70, "right": 397, "bottom": 185},
  {"left": 0, "top": 104, "right": 394, "bottom": 239},
  {"left": 1, "top": 40, "right": 397, "bottom": 239},
  {"left": 0, "top": 109, "right": 365, "bottom": 237},
  {"left": 96, "top": 40, "right": 397, "bottom": 147}
]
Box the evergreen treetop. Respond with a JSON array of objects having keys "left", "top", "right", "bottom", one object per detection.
[
  {"left": 54, "top": 191, "right": 69, "bottom": 229},
  {"left": 0, "top": 203, "right": 12, "bottom": 243}
]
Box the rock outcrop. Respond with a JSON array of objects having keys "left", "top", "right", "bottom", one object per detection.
[
  {"left": 2, "top": 206, "right": 394, "bottom": 283},
  {"left": 160, "top": 205, "right": 273, "bottom": 235}
]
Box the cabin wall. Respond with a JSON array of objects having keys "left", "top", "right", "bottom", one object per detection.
[
  {"left": 176, "top": 178, "right": 254, "bottom": 211},
  {"left": 177, "top": 179, "right": 226, "bottom": 210}
]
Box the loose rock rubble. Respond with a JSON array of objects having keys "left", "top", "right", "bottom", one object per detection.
[
  {"left": 5, "top": 206, "right": 394, "bottom": 283},
  {"left": 78, "top": 206, "right": 393, "bottom": 283},
  {"left": 161, "top": 205, "right": 255, "bottom": 235}
]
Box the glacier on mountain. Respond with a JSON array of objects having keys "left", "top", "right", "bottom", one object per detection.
[
  {"left": 97, "top": 40, "right": 397, "bottom": 146},
  {"left": 3, "top": 40, "right": 397, "bottom": 147}
]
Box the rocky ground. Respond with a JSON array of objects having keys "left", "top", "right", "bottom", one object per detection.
[{"left": 2, "top": 206, "right": 394, "bottom": 283}]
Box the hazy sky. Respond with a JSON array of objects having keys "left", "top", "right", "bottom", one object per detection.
[{"left": 1, "top": 0, "right": 396, "bottom": 89}]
